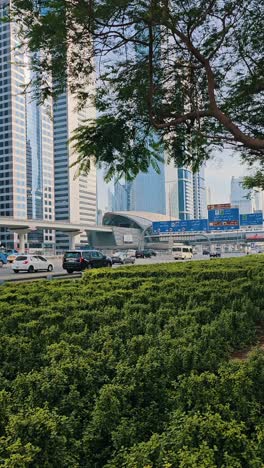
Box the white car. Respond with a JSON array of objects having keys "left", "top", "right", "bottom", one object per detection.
[{"left": 12, "top": 255, "right": 54, "bottom": 273}]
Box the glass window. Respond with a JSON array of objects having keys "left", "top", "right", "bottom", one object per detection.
[
  {"left": 91, "top": 251, "right": 99, "bottom": 258},
  {"left": 64, "top": 252, "right": 81, "bottom": 259}
]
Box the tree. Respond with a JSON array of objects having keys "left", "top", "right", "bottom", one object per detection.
[{"left": 9, "top": 0, "right": 264, "bottom": 179}]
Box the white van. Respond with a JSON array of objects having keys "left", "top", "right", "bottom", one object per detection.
[{"left": 172, "top": 244, "right": 193, "bottom": 260}]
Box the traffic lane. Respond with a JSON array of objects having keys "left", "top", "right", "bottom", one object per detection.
[
  {"left": 0, "top": 252, "right": 248, "bottom": 280},
  {"left": 0, "top": 258, "right": 64, "bottom": 281}
]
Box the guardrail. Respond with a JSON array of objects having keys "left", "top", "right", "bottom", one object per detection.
[{"left": 0, "top": 272, "right": 83, "bottom": 285}]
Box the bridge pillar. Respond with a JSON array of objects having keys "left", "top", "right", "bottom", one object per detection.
[
  {"left": 68, "top": 231, "right": 82, "bottom": 250},
  {"left": 9, "top": 229, "right": 31, "bottom": 253}
]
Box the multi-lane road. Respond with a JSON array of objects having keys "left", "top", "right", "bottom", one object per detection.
[{"left": 0, "top": 252, "right": 247, "bottom": 282}]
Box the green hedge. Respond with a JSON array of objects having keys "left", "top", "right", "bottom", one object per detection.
[{"left": 0, "top": 256, "right": 263, "bottom": 466}]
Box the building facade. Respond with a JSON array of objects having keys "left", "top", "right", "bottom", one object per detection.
[
  {"left": 128, "top": 161, "right": 166, "bottom": 215},
  {"left": 177, "top": 167, "right": 194, "bottom": 220},
  {"left": 193, "top": 165, "right": 207, "bottom": 219},
  {"left": 0, "top": 2, "right": 55, "bottom": 249},
  {"left": 54, "top": 90, "right": 97, "bottom": 250}
]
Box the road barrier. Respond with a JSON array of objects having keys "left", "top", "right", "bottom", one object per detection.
[{"left": 0, "top": 272, "right": 82, "bottom": 285}]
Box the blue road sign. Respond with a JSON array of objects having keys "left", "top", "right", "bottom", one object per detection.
[
  {"left": 240, "top": 212, "right": 263, "bottom": 226},
  {"left": 152, "top": 219, "right": 208, "bottom": 234},
  {"left": 208, "top": 208, "right": 240, "bottom": 231}
]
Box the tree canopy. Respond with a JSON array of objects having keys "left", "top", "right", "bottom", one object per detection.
[{"left": 9, "top": 0, "right": 264, "bottom": 179}]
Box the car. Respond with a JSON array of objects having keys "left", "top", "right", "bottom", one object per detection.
[
  {"left": 112, "top": 253, "right": 135, "bottom": 265},
  {"left": 126, "top": 249, "right": 136, "bottom": 257},
  {"left": 111, "top": 252, "right": 124, "bottom": 264},
  {"left": 143, "top": 249, "right": 152, "bottom": 258},
  {"left": 122, "top": 254, "right": 135, "bottom": 265},
  {"left": 202, "top": 249, "right": 210, "bottom": 255},
  {"left": 6, "top": 249, "right": 19, "bottom": 263},
  {"left": 135, "top": 250, "right": 145, "bottom": 258},
  {"left": 63, "top": 249, "right": 112, "bottom": 273},
  {"left": 144, "top": 249, "right": 157, "bottom": 256},
  {"left": 209, "top": 250, "right": 221, "bottom": 258},
  {"left": 12, "top": 255, "right": 54, "bottom": 273},
  {"left": 135, "top": 249, "right": 152, "bottom": 259}
]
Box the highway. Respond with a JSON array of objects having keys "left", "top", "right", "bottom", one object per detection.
[{"left": 0, "top": 252, "right": 248, "bottom": 282}]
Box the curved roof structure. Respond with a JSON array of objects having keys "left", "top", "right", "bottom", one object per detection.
[{"left": 103, "top": 211, "right": 177, "bottom": 230}]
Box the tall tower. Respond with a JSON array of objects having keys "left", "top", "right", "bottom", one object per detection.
[
  {"left": 129, "top": 160, "right": 166, "bottom": 214},
  {"left": 193, "top": 165, "right": 207, "bottom": 219},
  {"left": 0, "top": 0, "right": 55, "bottom": 249},
  {"left": 177, "top": 167, "right": 194, "bottom": 220},
  {"left": 54, "top": 90, "right": 97, "bottom": 250}
]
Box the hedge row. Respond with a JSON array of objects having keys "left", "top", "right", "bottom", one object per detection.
[{"left": 0, "top": 256, "right": 263, "bottom": 466}]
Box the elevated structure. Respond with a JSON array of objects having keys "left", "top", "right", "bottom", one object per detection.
[{"left": 0, "top": 217, "right": 112, "bottom": 251}]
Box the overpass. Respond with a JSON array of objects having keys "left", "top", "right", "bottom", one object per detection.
[
  {"left": 0, "top": 217, "right": 113, "bottom": 251},
  {"left": 146, "top": 229, "right": 264, "bottom": 249}
]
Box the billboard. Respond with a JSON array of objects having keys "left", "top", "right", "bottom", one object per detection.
[
  {"left": 246, "top": 233, "right": 264, "bottom": 240},
  {"left": 208, "top": 208, "right": 240, "bottom": 231},
  {"left": 152, "top": 219, "right": 208, "bottom": 234},
  {"left": 240, "top": 212, "right": 263, "bottom": 226}
]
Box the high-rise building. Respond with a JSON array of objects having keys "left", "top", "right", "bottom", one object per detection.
[
  {"left": 165, "top": 160, "right": 179, "bottom": 219},
  {"left": 54, "top": 90, "right": 97, "bottom": 250},
  {"left": 0, "top": 2, "right": 27, "bottom": 247},
  {"left": 177, "top": 167, "right": 194, "bottom": 220},
  {"left": 230, "top": 176, "right": 255, "bottom": 214},
  {"left": 0, "top": 1, "right": 55, "bottom": 249},
  {"left": 165, "top": 160, "right": 207, "bottom": 220},
  {"left": 112, "top": 181, "right": 127, "bottom": 211},
  {"left": 129, "top": 161, "right": 166, "bottom": 214},
  {"left": 193, "top": 165, "right": 207, "bottom": 219}
]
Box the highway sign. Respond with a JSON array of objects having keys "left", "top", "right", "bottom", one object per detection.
[
  {"left": 152, "top": 219, "right": 208, "bottom": 233},
  {"left": 240, "top": 212, "right": 263, "bottom": 226},
  {"left": 208, "top": 208, "right": 240, "bottom": 231}
]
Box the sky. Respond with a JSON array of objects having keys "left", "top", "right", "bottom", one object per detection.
[{"left": 206, "top": 150, "right": 248, "bottom": 204}]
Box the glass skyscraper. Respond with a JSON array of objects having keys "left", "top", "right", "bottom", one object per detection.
[
  {"left": 165, "top": 159, "right": 207, "bottom": 221},
  {"left": 0, "top": 0, "right": 55, "bottom": 249},
  {"left": 193, "top": 165, "right": 207, "bottom": 219},
  {"left": 54, "top": 89, "right": 97, "bottom": 250}
]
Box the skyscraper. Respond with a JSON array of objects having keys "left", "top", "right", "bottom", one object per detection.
[
  {"left": 193, "top": 165, "right": 207, "bottom": 219},
  {"left": 54, "top": 90, "right": 97, "bottom": 250},
  {"left": 129, "top": 161, "right": 166, "bottom": 214},
  {"left": 0, "top": 2, "right": 27, "bottom": 248},
  {"left": 177, "top": 167, "right": 194, "bottom": 220},
  {"left": 0, "top": 1, "right": 55, "bottom": 249},
  {"left": 165, "top": 159, "right": 207, "bottom": 221}
]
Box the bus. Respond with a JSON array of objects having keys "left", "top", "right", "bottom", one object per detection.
[{"left": 172, "top": 244, "right": 193, "bottom": 260}]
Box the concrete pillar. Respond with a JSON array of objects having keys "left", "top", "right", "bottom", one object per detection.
[
  {"left": 18, "top": 232, "right": 26, "bottom": 253},
  {"left": 10, "top": 229, "right": 31, "bottom": 253},
  {"left": 68, "top": 231, "right": 81, "bottom": 250}
]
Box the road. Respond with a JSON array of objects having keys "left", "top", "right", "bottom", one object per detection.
[{"left": 0, "top": 252, "right": 247, "bottom": 282}]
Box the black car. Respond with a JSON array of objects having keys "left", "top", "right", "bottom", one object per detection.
[
  {"left": 135, "top": 250, "right": 144, "bottom": 258},
  {"left": 63, "top": 250, "right": 112, "bottom": 273},
  {"left": 202, "top": 249, "right": 210, "bottom": 255},
  {"left": 209, "top": 251, "right": 221, "bottom": 258},
  {"left": 135, "top": 250, "right": 152, "bottom": 259}
]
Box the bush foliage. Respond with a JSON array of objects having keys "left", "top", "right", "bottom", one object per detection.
[{"left": 0, "top": 256, "right": 264, "bottom": 466}]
